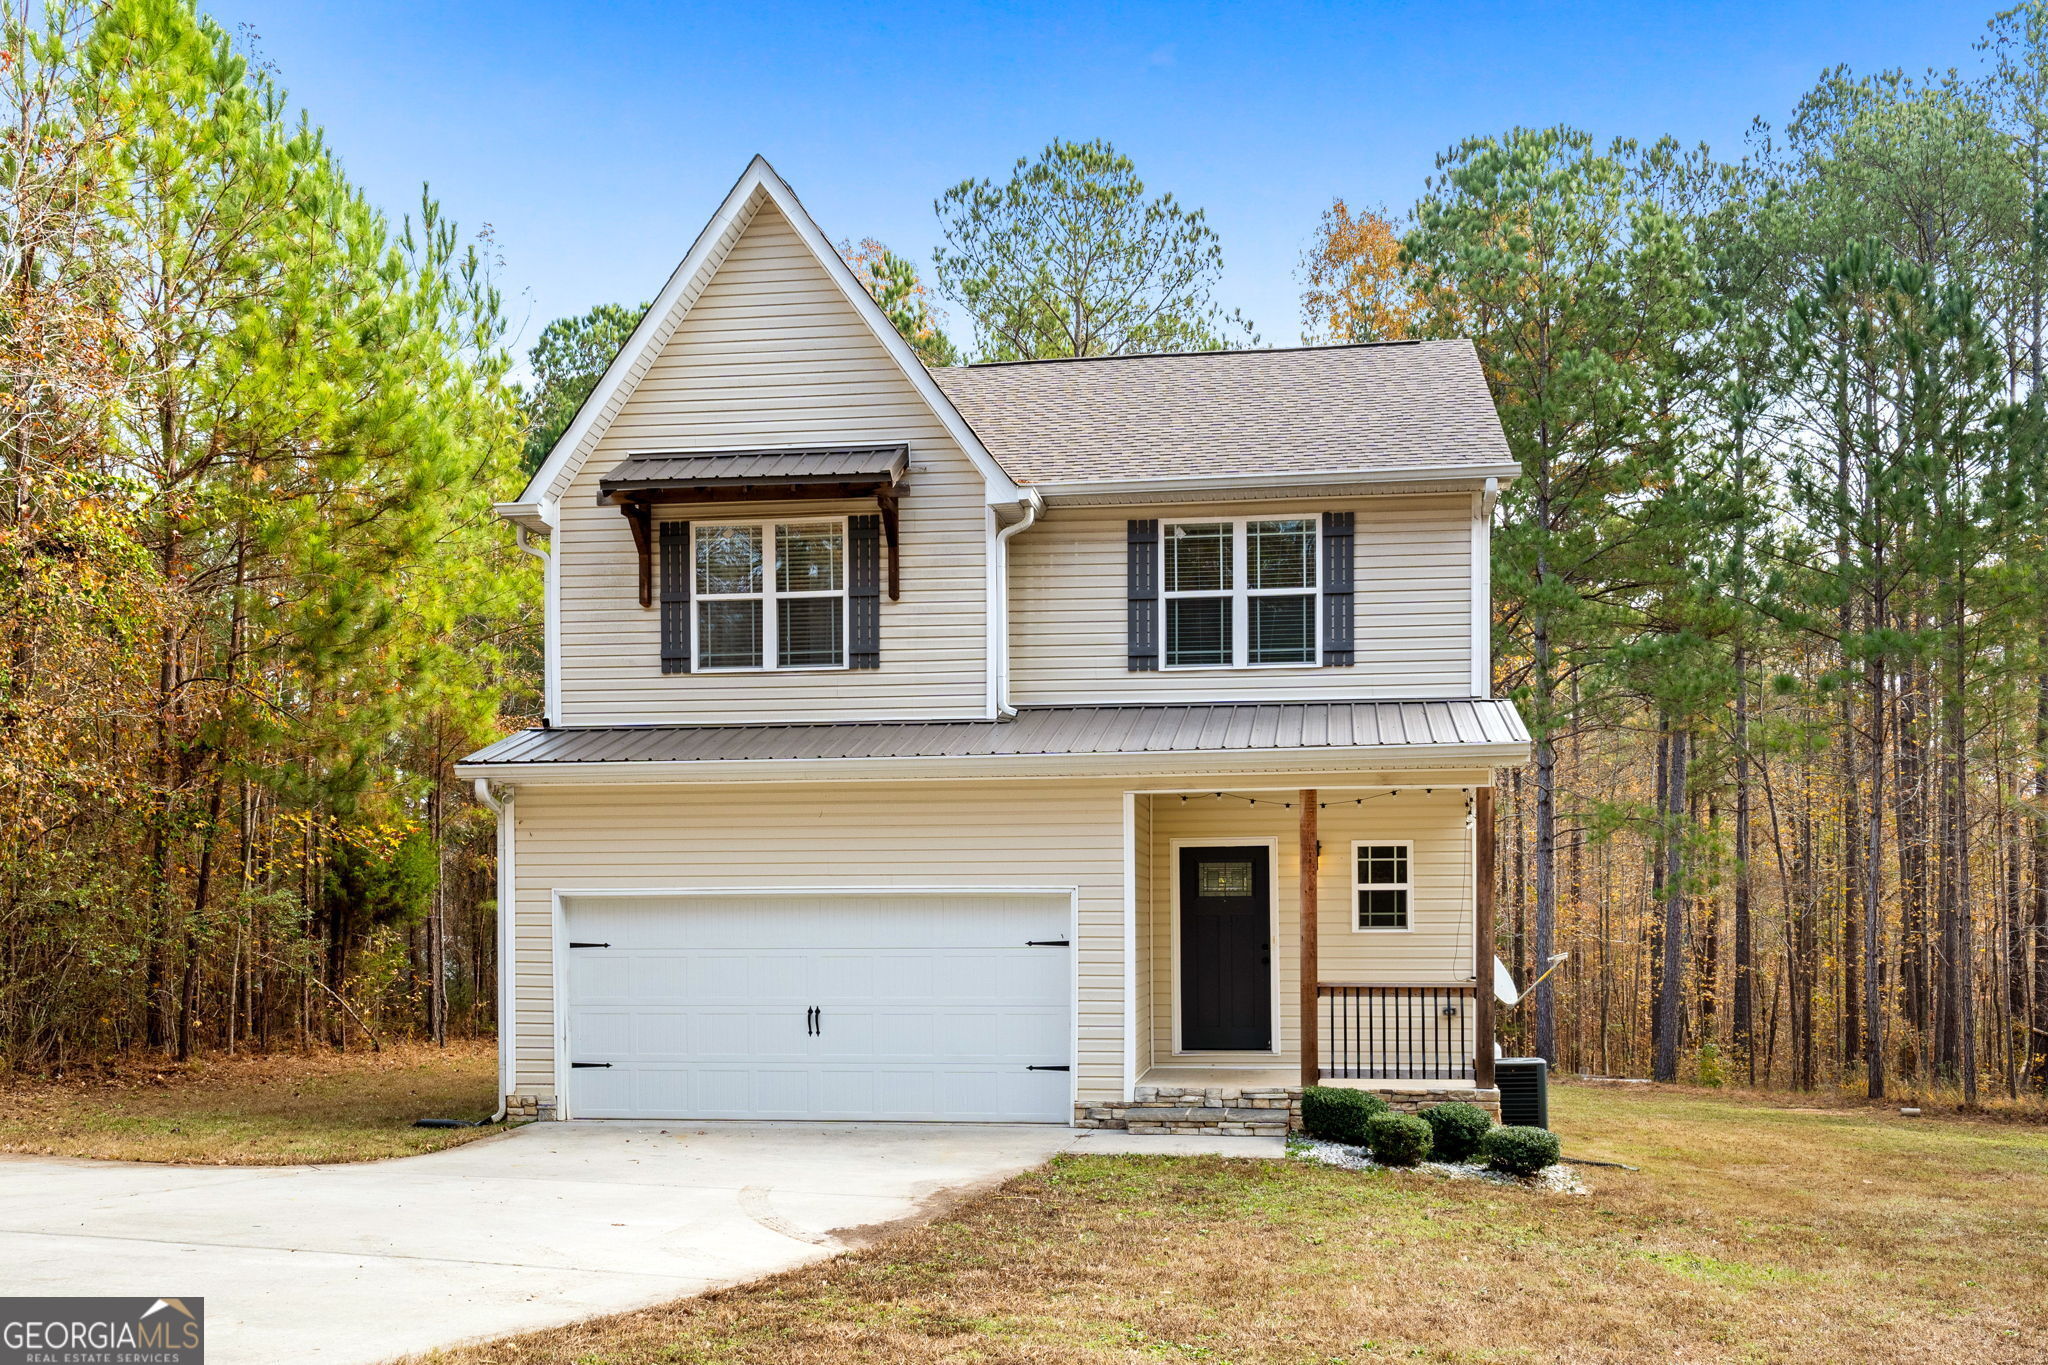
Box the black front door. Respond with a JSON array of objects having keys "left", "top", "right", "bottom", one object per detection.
[{"left": 1180, "top": 846, "right": 1272, "bottom": 1051}]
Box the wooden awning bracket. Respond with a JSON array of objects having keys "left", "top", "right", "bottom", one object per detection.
[
  {"left": 623, "top": 500, "right": 653, "bottom": 608},
  {"left": 878, "top": 488, "right": 901, "bottom": 602}
]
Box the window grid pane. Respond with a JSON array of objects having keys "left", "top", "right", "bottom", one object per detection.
[
  {"left": 1357, "top": 846, "right": 1408, "bottom": 885},
  {"left": 696, "top": 525, "right": 762, "bottom": 595},
  {"left": 1249, "top": 594, "right": 1315, "bottom": 664},
  {"left": 777, "top": 596, "right": 844, "bottom": 668},
  {"left": 1165, "top": 522, "right": 1232, "bottom": 592},
  {"left": 1248, "top": 519, "right": 1315, "bottom": 590},
  {"left": 1166, "top": 596, "right": 1232, "bottom": 667},
  {"left": 777, "top": 522, "right": 844, "bottom": 593},
  {"left": 1358, "top": 889, "right": 1409, "bottom": 929},
  {"left": 697, "top": 600, "right": 762, "bottom": 669}
]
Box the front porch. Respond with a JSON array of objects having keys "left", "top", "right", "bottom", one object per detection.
[{"left": 1095, "top": 780, "right": 1500, "bottom": 1134}]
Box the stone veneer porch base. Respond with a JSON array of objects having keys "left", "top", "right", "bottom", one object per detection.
[{"left": 1075, "top": 1084, "right": 1502, "bottom": 1136}]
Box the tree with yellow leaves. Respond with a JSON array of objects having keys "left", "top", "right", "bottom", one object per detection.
[{"left": 1297, "top": 199, "right": 1422, "bottom": 343}]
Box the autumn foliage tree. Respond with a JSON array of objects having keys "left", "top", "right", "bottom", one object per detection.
[{"left": 1298, "top": 199, "right": 1422, "bottom": 343}]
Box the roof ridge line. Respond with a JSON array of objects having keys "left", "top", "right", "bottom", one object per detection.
[{"left": 946, "top": 339, "right": 1434, "bottom": 370}]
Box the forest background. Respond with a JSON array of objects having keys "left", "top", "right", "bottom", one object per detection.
[{"left": 8, "top": 0, "right": 2047, "bottom": 1105}]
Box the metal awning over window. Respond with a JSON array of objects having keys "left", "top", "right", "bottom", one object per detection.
[
  {"left": 596, "top": 445, "right": 908, "bottom": 501},
  {"left": 597, "top": 446, "right": 908, "bottom": 607}
]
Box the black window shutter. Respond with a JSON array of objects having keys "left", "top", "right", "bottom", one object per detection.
[
  {"left": 659, "top": 520, "right": 691, "bottom": 674},
  {"left": 1321, "top": 511, "right": 1355, "bottom": 667},
  {"left": 1127, "top": 518, "right": 1159, "bottom": 671},
  {"left": 848, "top": 513, "right": 882, "bottom": 669}
]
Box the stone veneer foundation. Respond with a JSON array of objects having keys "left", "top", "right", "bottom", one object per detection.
[{"left": 1075, "top": 1084, "right": 1502, "bottom": 1136}]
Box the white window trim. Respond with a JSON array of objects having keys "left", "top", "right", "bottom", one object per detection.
[
  {"left": 690, "top": 515, "right": 850, "bottom": 673},
  {"left": 1159, "top": 515, "right": 1321, "bottom": 670},
  {"left": 1351, "top": 839, "right": 1415, "bottom": 933}
]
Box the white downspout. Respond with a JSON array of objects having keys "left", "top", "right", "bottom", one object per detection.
[
  {"left": 992, "top": 494, "right": 1041, "bottom": 718},
  {"left": 516, "top": 524, "right": 558, "bottom": 726},
  {"left": 474, "top": 778, "right": 515, "bottom": 1122}
]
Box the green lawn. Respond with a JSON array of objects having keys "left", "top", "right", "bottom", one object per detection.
[
  {"left": 416, "top": 1083, "right": 2048, "bottom": 1363},
  {"left": 0, "top": 1041, "right": 504, "bottom": 1165}
]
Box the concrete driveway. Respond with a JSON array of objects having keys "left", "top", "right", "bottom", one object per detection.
[{"left": 0, "top": 1122, "right": 1278, "bottom": 1364}]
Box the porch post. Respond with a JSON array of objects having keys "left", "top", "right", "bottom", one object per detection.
[
  {"left": 1473, "top": 785, "right": 1497, "bottom": 1090},
  {"left": 1299, "top": 789, "right": 1319, "bottom": 1089}
]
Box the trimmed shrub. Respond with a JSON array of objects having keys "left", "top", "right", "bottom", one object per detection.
[
  {"left": 1478, "top": 1124, "right": 1561, "bottom": 1176},
  {"left": 1418, "top": 1100, "right": 1493, "bottom": 1162},
  {"left": 1300, "top": 1086, "right": 1389, "bottom": 1145},
  {"left": 1364, "top": 1112, "right": 1433, "bottom": 1167}
]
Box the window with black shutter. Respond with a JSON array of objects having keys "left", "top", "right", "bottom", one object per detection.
[
  {"left": 1156, "top": 516, "right": 1320, "bottom": 669},
  {"left": 1321, "top": 510, "right": 1355, "bottom": 667},
  {"left": 659, "top": 520, "right": 691, "bottom": 674},
  {"left": 1126, "top": 519, "right": 1159, "bottom": 671},
  {"left": 848, "top": 513, "right": 881, "bottom": 669}
]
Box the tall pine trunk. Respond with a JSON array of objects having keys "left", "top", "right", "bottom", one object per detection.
[{"left": 1655, "top": 724, "right": 1688, "bottom": 1082}]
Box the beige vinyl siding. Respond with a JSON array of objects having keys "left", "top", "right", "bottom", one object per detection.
[
  {"left": 506, "top": 773, "right": 1484, "bottom": 1109},
  {"left": 1008, "top": 495, "right": 1474, "bottom": 706},
  {"left": 1144, "top": 786, "right": 1478, "bottom": 1070},
  {"left": 538, "top": 200, "right": 759, "bottom": 507},
  {"left": 553, "top": 200, "right": 990, "bottom": 725}
]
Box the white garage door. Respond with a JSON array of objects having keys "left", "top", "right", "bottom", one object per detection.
[{"left": 561, "top": 892, "right": 1073, "bottom": 1122}]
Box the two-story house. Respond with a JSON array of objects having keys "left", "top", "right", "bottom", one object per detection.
[{"left": 455, "top": 158, "right": 1530, "bottom": 1133}]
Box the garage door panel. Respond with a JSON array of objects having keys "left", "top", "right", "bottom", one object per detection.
[
  {"left": 626, "top": 1010, "right": 692, "bottom": 1057},
  {"left": 574, "top": 1010, "right": 635, "bottom": 1055},
  {"left": 563, "top": 894, "right": 1073, "bottom": 1123},
  {"left": 568, "top": 955, "right": 634, "bottom": 1002}
]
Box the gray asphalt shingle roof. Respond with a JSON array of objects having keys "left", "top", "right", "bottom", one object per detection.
[
  {"left": 928, "top": 341, "right": 1511, "bottom": 486},
  {"left": 459, "top": 699, "right": 1529, "bottom": 769}
]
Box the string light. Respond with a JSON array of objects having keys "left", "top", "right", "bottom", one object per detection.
[{"left": 1169, "top": 788, "right": 1472, "bottom": 810}]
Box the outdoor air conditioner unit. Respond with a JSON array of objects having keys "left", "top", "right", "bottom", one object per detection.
[{"left": 1495, "top": 1057, "right": 1549, "bottom": 1130}]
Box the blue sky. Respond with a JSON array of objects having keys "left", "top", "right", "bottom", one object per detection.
[{"left": 211, "top": 1, "right": 1992, "bottom": 362}]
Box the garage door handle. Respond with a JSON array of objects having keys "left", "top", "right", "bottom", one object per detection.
[
  {"left": 1027, "top": 1064, "right": 1070, "bottom": 1072},
  {"left": 807, "top": 1006, "right": 820, "bottom": 1036},
  {"left": 568, "top": 941, "right": 610, "bottom": 949},
  {"left": 571, "top": 1062, "right": 611, "bottom": 1069},
  {"left": 1025, "top": 939, "right": 1070, "bottom": 947}
]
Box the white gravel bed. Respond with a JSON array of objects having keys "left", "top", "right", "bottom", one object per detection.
[{"left": 1289, "top": 1137, "right": 1590, "bottom": 1195}]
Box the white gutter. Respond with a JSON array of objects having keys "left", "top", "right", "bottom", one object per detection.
[
  {"left": 992, "top": 494, "right": 1042, "bottom": 718},
  {"left": 513, "top": 524, "right": 560, "bottom": 728},
  {"left": 473, "top": 778, "right": 515, "bottom": 1123}
]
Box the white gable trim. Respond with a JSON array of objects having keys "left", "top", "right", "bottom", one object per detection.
[{"left": 515, "top": 156, "right": 1027, "bottom": 512}]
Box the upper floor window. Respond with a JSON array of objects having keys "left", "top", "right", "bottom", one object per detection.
[
  {"left": 694, "top": 519, "right": 846, "bottom": 670},
  {"left": 1161, "top": 517, "right": 1319, "bottom": 668}
]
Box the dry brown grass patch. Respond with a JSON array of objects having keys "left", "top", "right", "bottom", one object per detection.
[
  {"left": 412, "top": 1084, "right": 2048, "bottom": 1364},
  {"left": 0, "top": 1039, "right": 502, "bottom": 1164}
]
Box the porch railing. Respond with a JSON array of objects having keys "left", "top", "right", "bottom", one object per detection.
[{"left": 1317, "top": 983, "right": 1477, "bottom": 1082}]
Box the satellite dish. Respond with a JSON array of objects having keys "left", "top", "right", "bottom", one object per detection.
[{"left": 1493, "top": 956, "right": 1520, "bottom": 1006}]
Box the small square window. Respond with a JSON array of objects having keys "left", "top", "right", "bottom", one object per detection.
[{"left": 1354, "top": 843, "right": 1411, "bottom": 930}]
